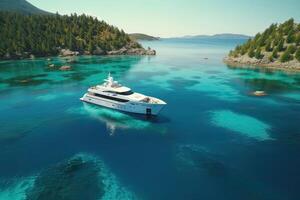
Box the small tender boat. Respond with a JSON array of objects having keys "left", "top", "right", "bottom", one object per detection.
[{"left": 80, "top": 73, "right": 166, "bottom": 115}]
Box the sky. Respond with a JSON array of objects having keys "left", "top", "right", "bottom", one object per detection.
[{"left": 28, "top": 0, "right": 300, "bottom": 37}]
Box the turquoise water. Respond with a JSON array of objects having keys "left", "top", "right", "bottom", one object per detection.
[{"left": 0, "top": 38, "right": 300, "bottom": 200}]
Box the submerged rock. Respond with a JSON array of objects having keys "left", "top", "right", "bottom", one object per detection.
[
  {"left": 175, "top": 145, "right": 267, "bottom": 199},
  {"left": 25, "top": 155, "right": 104, "bottom": 200},
  {"left": 0, "top": 74, "right": 50, "bottom": 86},
  {"left": 59, "top": 65, "right": 72, "bottom": 71},
  {"left": 19, "top": 79, "right": 29, "bottom": 83},
  {"left": 176, "top": 145, "right": 227, "bottom": 177}
]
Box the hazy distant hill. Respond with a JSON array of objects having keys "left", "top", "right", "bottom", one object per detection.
[
  {"left": 0, "top": 0, "right": 51, "bottom": 14},
  {"left": 181, "top": 33, "right": 251, "bottom": 40},
  {"left": 129, "top": 33, "right": 159, "bottom": 41}
]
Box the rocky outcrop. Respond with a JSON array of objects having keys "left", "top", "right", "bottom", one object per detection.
[
  {"left": 60, "top": 49, "right": 80, "bottom": 57},
  {"left": 108, "top": 46, "right": 156, "bottom": 56},
  {"left": 92, "top": 46, "right": 105, "bottom": 55},
  {"left": 224, "top": 55, "right": 300, "bottom": 71},
  {"left": 107, "top": 41, "right": 156, "bottom": 55},
  {"left": 60, "top": 44, "right": 156, "bottom": 57}
]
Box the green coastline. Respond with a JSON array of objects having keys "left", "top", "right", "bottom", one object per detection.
[{"left": 225, "top": 18, "right": 300, "bottom": 72}]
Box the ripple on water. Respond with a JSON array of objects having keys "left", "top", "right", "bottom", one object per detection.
[
  {"left": 281, "top": 92, "right": 300, "bottom": 101},
  {"left": 36, "top": 94, "right": 58, "bottom": 101},
  {"left": 67, "top": 104, "right": 154, "bottom": 135},
  {"left": 210, "top": 110, "right": 271, "bottom": 141},
  {"left": 35, "top": 92, "right": 74, "bottom": 101}
]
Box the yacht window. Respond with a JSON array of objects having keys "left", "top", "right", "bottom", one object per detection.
[
  {"left": 103, "top": 91, "right": 115, "bottom": 93},
  {"left": 93, "top": 93, "right": 129, "bottom": 103},
  {"left": 116, "top": 91, "right": 134, "bottom": 95}
]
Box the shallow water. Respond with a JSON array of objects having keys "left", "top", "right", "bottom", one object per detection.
[{"left": 0, "top": 38, "right": 300, "bottom": 200}]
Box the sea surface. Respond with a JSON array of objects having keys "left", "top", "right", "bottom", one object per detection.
[{"left": 0, "top": 38, "right": 300, "bottom": 200}]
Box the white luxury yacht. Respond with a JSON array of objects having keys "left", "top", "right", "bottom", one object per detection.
[{"left": 80, "top": 73, "right": 166, "bottom": 115}]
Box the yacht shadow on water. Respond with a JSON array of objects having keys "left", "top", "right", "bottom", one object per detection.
[{"left": 80, "top": 103, "right": 170, "bottom": 135}]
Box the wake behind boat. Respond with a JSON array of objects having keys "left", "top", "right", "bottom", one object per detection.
[{"left": 80, "top": 73, "right": 166, "bottom": 115}]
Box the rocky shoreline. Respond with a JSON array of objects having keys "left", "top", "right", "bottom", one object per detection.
[
  {"left": 60, "top": 46, "right": 156, "bottom": 57},
  {"left": 224, "top": 55, "right": 300, "bottom": 72},
  {"left": 1, "top": 43, "right": 156, "bottom": 61}
]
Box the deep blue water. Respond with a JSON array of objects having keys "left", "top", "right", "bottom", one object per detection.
[{"left": 0, "top": 38, "right": 300, "bottom": 200}]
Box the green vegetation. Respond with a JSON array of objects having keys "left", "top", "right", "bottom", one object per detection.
[
  {"left": 129, "top": 33, "right": 159, "bottom": 41},
  {"left": 0, "top": 12, "right": 140, "bottom": 59},
  {"left": 229, "top": 18, "right": 300, "bottom": 63},
  {"left": 272, "top": 47, "right": 279, "bottom": 59},
  {"left": 280, "top": 49, "right": 293, "bottom": 62},
  {"left": 296, "top": 48, "right": 300, "bottom": 62},
  {"left": 255, "top": 48, "right": 263, "bottom": 59}
]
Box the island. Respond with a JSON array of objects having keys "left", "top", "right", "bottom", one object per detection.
[
  {"left": 0, "top": 1, "right": 156, "bottom": 60},
  {"left": 129, "top": 33, "right": 159, "bottom": 41},
  {"left": 224, "top": 19, "right": 300, "bottom": 71}
]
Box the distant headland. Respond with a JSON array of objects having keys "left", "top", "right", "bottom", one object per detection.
[
  {"left": 129, "top": 33, "right": 159, "bottom": 41},
  {"left": 167, "top": 33, "right": 251, "bottom": 40},
  {"left": 224, "top": 19, "right": 300, "bottom": 71}
]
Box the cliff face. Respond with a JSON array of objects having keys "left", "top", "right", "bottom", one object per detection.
[{"left": 225, "top": 19, "right": 300, "bottom": 71}]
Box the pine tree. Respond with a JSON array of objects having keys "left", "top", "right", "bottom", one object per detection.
[
  {"left": 277, "top": 39, "right": 285, "bottom": 52},
  {"left": 287, "top": 45, "right": 297, "bottom": 54},
  {"left": 265, "top": 40, "right": 272, "bottom": 52},
  {"left": 255, "top": 48, "right": 263, "bottom": 59},
  {"left": 272, "top": 47, "right": 279, "bottom": 59},
  {"left": 280, "top": 48, "right": 293, "bottom": 62},
  {"left": 295, "top": 48, "right": 300, "bottom": 62},
  {"left": 248, "top": 47, "right": 255, "bottom": 58},
  {"left": 88, "top": 40, "right": 94, "bottom": 53},
  {"left": 296, "top": 34, "right": 300, "bottom": 46},
  {"left": 286, "top": 30, "right": 295, "bottom": 43}
]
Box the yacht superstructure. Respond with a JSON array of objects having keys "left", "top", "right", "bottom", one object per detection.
[{"left": 80, "top": 73, "right": 166, "bottom": 115}]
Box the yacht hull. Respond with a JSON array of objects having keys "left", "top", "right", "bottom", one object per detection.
[{"left": 80, "top": 93, "right": 165, "bottom": 115}]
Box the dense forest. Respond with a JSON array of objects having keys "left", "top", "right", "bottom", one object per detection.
[
  {"left": 0, "top": 12, "right": 141, "bottom": 59},
  {"left": 229, "top": 18, "right": 300, "bottom": 63}
]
